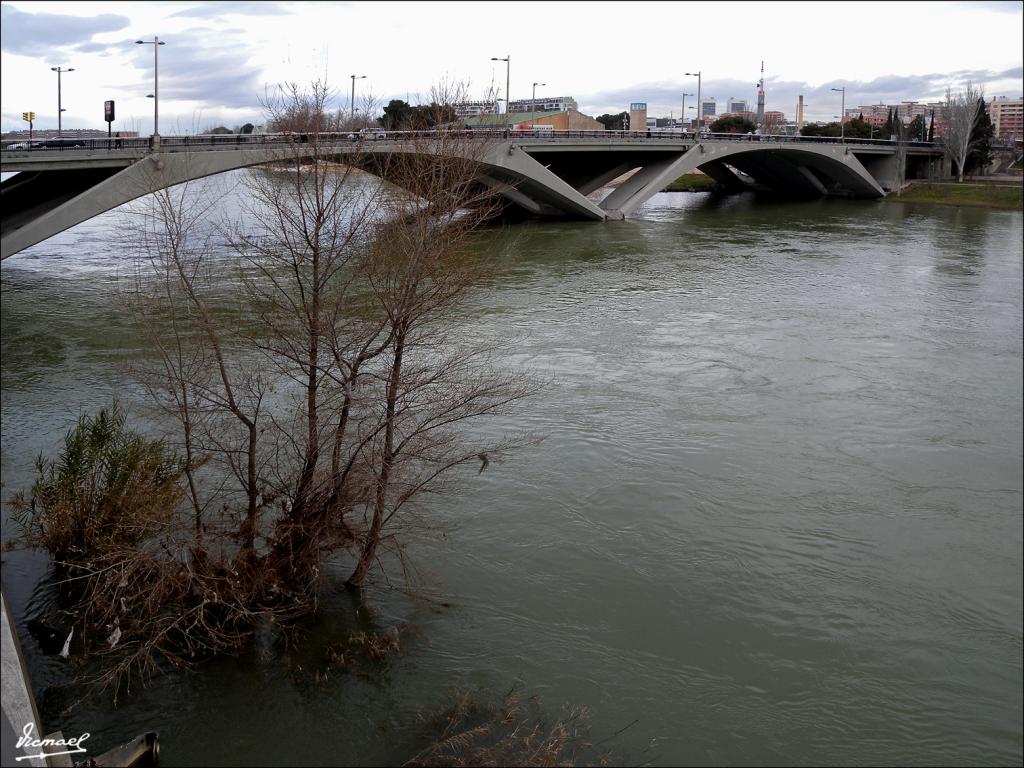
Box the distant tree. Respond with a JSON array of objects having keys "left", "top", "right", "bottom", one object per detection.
[
  {"left": 710, "top": 114, "right": 756, "bottom": 133},
  {"left": 800, "top": 121, "right": 842, "bottom": 138},
  {"left": 843, "top": 117, "right": 874, "bottom": 139},
  {"left": 380, "top": 99, "right": 414, "bottom": 130},
  {"left": 238, "top": 122, "right": 255, "bottom": 135},
  {"left": 965, "top": 98, "right": 994, "bottom": 175},
  {"left": 410, "top": 102, "right": 456, "bottom": 129},
  {"left": 206, "top": 126, "right": 233, "bottom": 135},
  {"left": 379, "top": 100, "right": 456, "bottom": 130},
  {"left": 596, "top": 112, "right": 628, "bottom": 131},
  {"left": 882, "top": 109, "right": 895, "bottom": 138},
  {"left": 928, "top": 110, "right": 936, "bottom": 142},
  {"left": 941, "top": 82, "right": 984, "bottom": 182},
  {"left": 907, "top": 115, "right": 927, "bottom": 142}
]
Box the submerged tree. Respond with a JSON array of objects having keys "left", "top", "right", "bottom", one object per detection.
[{"left": 15, "top": 79, "right": 534, "bottom": 695}]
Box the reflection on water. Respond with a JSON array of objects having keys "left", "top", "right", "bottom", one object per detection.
[{"left": 1, "top": 174, "right": 1022, "bottom": 766}]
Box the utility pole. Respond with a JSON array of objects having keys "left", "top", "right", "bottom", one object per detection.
[
  {"left": 682, "top": 92, "right": 693, "bottom": 133},
  {"left": 350, "top": 74, "right": 367, "bottom": 127},
  {"left": 491, "top": 56, "right": 510, "bottom": 133},
  {"left": 685, "top": 71, "right": 701, "bottom": 132},
  {"left": 50, "top": 66, "right": 74, "bottom": 137}
]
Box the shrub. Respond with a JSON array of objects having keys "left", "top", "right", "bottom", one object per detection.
[{"left": 11, "top": 404, "right": 185, "bottom": 561}]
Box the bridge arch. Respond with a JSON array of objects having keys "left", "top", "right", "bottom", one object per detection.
[{"left": 2, "top": 133, "right": 921, "bottom": 259}]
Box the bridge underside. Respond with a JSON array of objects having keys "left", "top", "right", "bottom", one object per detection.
[{"left": 2, "top": 140, "right": 898, "bottom": 259}]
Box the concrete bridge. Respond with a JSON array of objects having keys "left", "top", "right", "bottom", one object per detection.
[{"left": 0, "top": 130, "right": 943, "bottom": 260}]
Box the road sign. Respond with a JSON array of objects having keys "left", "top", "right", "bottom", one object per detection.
[{"left": 104, "top": 100, "right": 115, "bottom": 123}]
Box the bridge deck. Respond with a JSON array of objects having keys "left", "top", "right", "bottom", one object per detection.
[{"left": 1, "top": 130, "right": 945, "bottom": 260}]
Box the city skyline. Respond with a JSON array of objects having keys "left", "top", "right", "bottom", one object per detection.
[{"left": 1, "top": 0, "right": 1022, "bottom": 134}]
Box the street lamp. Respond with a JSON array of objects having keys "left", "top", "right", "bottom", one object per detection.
[
  {"left": 531, "top": 81, "right": 545, "bottom": 125},
  {"left": 681, "top": 92, "right": 693, "bottom": 133},
  {"left": 831, "top": 86, "right": 845, "bottom": 143},
  {"left": 491, "top": 55, "right": 510, "bottom": 131},
  {"left": 685, "top": 71, "right": 701, "bottom": 132},
  {"left": 50, "top": 66, "right": 74, "bottom": 137},
  {"left": 350, "top": 74, "right": 367, "bottom": 127},
  {"left": 135, "top": 37, "right": 165, "bottom": 136}
]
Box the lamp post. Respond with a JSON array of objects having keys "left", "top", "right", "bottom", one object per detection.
[
  {"left": 685, "top": 71, "right": 701, "bottom": 132},
  {"left": 831, "top": 86, "right": 845, "bottom": 143},
  {"left": 495, "top": 98, "right": 506, "bottom": 130},
  {"left": 50, "top": 66, "right": 74, "bottom": 137},
  {"left": 350, "top": 74, "right": 367, "bottom": 127},
  {"left": 681, "top": 92, "right": 693, "bottom": 133},
  {"left": 491, "top": 55, "right": 510, "bottom": 131},
  {"left": 531, "top": 81, "right": 545, "bottom": 125},
  {"left": 135, "top": 37, "right": 165, "bottom": 136}
]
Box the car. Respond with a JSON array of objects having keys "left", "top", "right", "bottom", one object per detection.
[
  {"left": 6, "top": 140, "right": 41, "bottom": 150},
  {"left": 359, "top": 128, "right": 387, "bottom": 140}
]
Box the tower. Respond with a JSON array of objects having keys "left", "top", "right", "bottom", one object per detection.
[{"left": 756, "top": 61, "right": 765, "bottom": 127}]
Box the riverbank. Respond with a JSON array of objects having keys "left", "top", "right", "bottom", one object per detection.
[
  {"left": 884, "top": 180, "right": 1023, "bottom": 211},
  {"left": 662, "top": 173, "right": 718, "bottom": 192}
]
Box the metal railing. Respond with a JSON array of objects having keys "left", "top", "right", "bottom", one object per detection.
[{"left": 0, "top": 129, "right": 943, "bottom": 154}]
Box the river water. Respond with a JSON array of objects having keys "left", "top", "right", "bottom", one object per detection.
[{"left": 1, "top": 174, "right": 1021, "bottom": 766}]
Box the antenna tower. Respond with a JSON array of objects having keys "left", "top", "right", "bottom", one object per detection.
[{"left": 756, "top": 60, "right": 765, "bottom": 127}]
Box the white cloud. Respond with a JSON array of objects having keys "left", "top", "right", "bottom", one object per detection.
[{"left": 2, "top": 0, "right": 1021, "bottom": 132}]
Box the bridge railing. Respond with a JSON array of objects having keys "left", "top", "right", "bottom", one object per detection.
[{"left": 1, "top": 129, "right": 942, "bottom": 154}]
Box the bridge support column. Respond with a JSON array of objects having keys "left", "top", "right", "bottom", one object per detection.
[
  {"left": 598, "top": 150, "right": 693, "bottom": 217},
  {"left": 796, "top": 166, "right": 829, "bottom": 195},
  {"left": 477, "top": 174, "right": 546, "bottom": 215},
  {"left": 699, "top": 161, "right": 750, "bottom": 191},
  {"left": 574, "top": 162, "right": 636, "bottom": 196},
  {"left": 491, "top": 147, "right": 609, "bottom": 220}
]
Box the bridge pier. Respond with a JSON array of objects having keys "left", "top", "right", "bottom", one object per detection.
[
  {"left": 857, "top": 153, "right": 901, "bottom": 191},
  {"left": 598, "top": 151, "right": 694, "bottom": 216}
]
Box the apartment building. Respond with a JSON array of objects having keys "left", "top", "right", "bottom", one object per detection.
[
  {"left": 508, "top": 96, "right": 578, "bottom": 113},
  {"left": 989, "top": 96, "right": 1023, "bottom": 141}
]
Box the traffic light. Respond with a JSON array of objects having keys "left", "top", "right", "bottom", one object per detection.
[
  {"left": 21, "top": 111, "right": 35, "bottom": 122},
  {"left": 22, "top": 112, "right": 28, "bottom": 121}
]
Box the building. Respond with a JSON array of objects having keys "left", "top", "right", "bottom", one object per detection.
[
  {"left": 629, "top": 102, "right": 647, "bottom": 132},
  {"left": 465, "top": 109, "right": 604, "bottom": 131},
  {"left": 453, "top": 101, "right": 498, "bottom": 120},
  {"left": 845, "top": 101, "right": 938, "bottom": 127},
  {"left": 508, "top": 96, "right": 578, "bottom": 113},
  {"left": 726, "top": 98, "right": 748, "bottom": 114},
  {"left": 989, "top": 96, "right": 1023, "bottom": 142},
  {"left": 700, "top": 97, "right": 717, "bottom": 120}
]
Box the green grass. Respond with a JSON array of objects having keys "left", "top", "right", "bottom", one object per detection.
[
  {"left": 885, "top": 182, "right": 1023, "bottom": 211},
  {"left": 663, "top": 173, "right": 718, "bottom": 192}
]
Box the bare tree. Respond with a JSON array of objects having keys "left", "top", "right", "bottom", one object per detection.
[
  {"left": 12, "top": 79, "right": 535, "bottom": 692},
  {"left": 941, "top": 82, "right": 984, "bottom": 182}
]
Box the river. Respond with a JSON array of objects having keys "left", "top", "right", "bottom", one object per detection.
[{"left": 1, "top": 174, "right": 1021, "bottom": 766}]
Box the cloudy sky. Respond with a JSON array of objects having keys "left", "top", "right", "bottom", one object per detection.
[{"left": 1, "top": 0, "right": 1022, "bottom": 134}]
